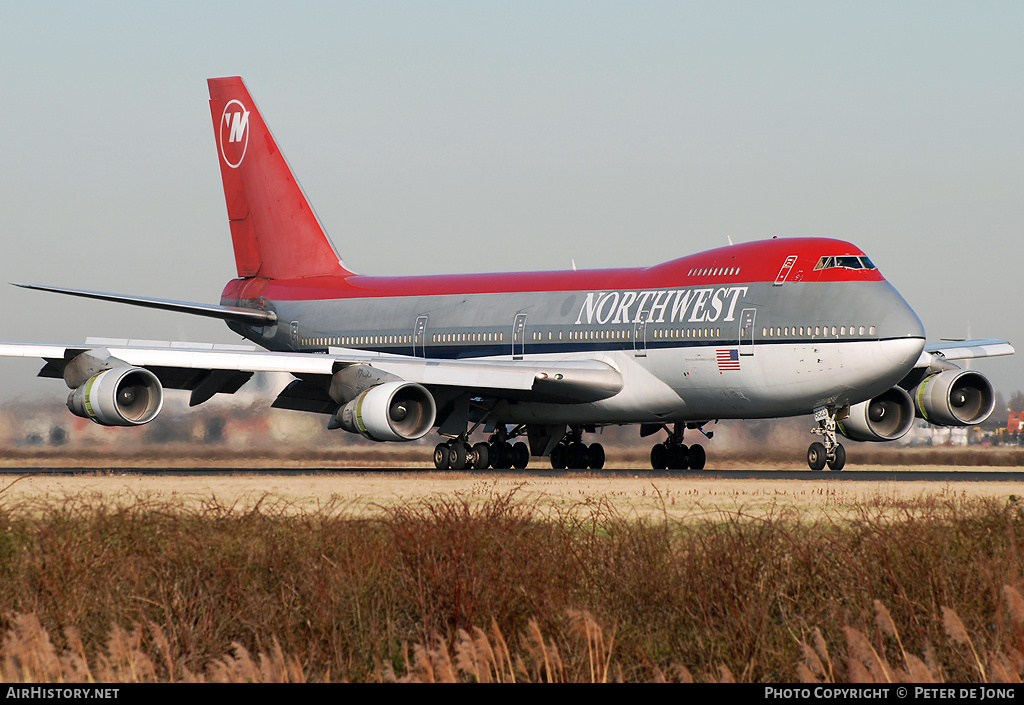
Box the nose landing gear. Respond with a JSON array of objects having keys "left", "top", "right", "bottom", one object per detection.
[{"left": 808, "top": 405, "right": 846, "bottom": 471}]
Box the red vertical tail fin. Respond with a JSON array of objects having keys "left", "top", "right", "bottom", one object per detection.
[{"left": 208, "top": 76, "right": 351, "bottom": 280}]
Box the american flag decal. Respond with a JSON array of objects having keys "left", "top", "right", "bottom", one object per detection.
[{"left": 716, "top": 348, "right": 741, "bottom": 373}]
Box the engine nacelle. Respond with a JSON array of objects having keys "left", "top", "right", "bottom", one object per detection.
[
  {"left": 333, "top": 381, "right": 436, "bottom": 442},
  {"left": 67, "top": 367, "right": 164, "bottom": 426},
  {"left": 837, "top": 386, "right": 915, "bottom": 442},
  {"left": 913, "top": 369, "right": 995, "bottom": 426}
]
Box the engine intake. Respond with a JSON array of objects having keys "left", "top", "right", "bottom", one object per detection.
[
  {"left": 838, "top": 386, "right": 915, "bottom": 442},
  {"left": 334, "top": 381, "right": 436, "bottom": 442},
  {"left": 913, "top": 370, "right": 995, "bottom": 426},
  {"left": 67, "top": 367, "right": 164, "bottom": 426}
]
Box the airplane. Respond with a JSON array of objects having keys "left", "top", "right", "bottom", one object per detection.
[{"left": 0, "top": 76, "right": 1013, "bottom": 472}]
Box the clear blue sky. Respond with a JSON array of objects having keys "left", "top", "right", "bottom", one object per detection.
[{"left": 0, "top": 1, "right": 1020, "bottom": 401}]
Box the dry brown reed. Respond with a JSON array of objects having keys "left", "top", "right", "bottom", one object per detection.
[
  {"left": 10, "top": 593, "right": 1024, "bottom": 683},
  {"left": 1, "top": 490, "right": 1024, "bottom": 681},
  {"left": 795, "top": 588, "right": 1024, "bottom": 684}
]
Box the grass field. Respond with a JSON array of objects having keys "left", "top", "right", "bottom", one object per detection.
[
  {"left": 1, "top": 470, "right": 1022, "bottom": 521},
  {"left": 1, "top": 462, "right": 1024, "bottom": 682}
]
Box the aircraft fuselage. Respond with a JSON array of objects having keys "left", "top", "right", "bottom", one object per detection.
[{"left": 221, "top": 237, "right": 926, "bottom": 426}]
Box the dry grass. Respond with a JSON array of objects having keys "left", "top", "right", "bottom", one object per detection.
[
  {"left": 2, "top": 472, "right": 1020, "bottom": 525},
  {"left": 6, "top": 596, "right": 1024, "bottom": 683},
  {"left": 2, "top": 490, "right": 1024, "bottom": 681},
  {"left": 793, "top": 592, "right": 1024, "bottom": 684}
]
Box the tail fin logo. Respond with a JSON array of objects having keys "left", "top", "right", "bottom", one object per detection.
[{"left": 219, "top": 99, "right": 250, "bottom": 169}]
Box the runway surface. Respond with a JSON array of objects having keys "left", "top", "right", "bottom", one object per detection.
[{"left": 1, "top": 466, "right": 1023, "bottom": 482}]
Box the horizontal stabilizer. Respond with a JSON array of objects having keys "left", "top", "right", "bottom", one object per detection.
[{"left": 13, "top": 283, "right": 277, "bottom": 325}]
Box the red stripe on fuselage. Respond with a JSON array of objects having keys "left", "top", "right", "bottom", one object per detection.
[{"left": 222, "top": 237, "right": 883, "bottom": 303}]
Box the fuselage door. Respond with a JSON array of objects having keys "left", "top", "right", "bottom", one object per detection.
[
  {"left": 739, "top": 308, "right": 756, "bottom": 356},
  {"left": 773, "top": 255, "right": 798, "bottom": 286},
  {"left": 633, "top": 307, "right": 650, "bottom": 357},
  {"left": 512, "top": 313, "right": 527, "bottom": 360},
  {"left": 413, "top": 315, "right": 428, "bottom": 357}
]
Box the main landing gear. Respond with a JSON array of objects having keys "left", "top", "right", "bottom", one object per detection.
[
  {"left": 807, "top": 406, "right": 846, "bottom": 472},
  {"left": 432, "top": 424, "right": 608, "bottom": 471},
  {"left": 548, "top": 428, "right": 605, "bottom": 470},
  {"left": 433, "top": 432, "right": 530, "bottom": 470},
  {"left": 649, "top": 423, "right": 707, "bottom": 471}
]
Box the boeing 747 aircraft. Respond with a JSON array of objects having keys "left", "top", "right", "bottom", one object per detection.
[{"left": 1, "top": 77, "right": 1013, "bottom": 471}]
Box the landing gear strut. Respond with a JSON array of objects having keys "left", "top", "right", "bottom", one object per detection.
[
  {"left": 808, "top": 406, "right": 846, "bottom": 472},
  {"left": 650, "top": 423, "right": 706, "bottom": 470}
]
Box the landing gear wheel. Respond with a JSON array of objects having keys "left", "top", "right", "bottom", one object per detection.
[
  {"left": 651, "top": 443, "right": 668, "bottom": 470},
  {"left": 567, "top": 442, "right": 588, "bottom": 469},
  {"left": 827, "top": 443, "right": 846, "bottom": 472},
  {"left": 587, "top": 443, "right": 605, "bottom": 470},
  {"left": 492, "top": 441, "right": 513, "bottom": 469},
  {"left": 472, "top": 442, "right": 491, "bottom": 470},
  {"left": 550, "top": 443, "right": 567, "bottom": 469},
  {"left": 449, "top": 442, "right": 469, "bottom": 471},
  {"left": 667, "top": 444, "right": 689, "bottom": 470},
  {"left": 433, "top": 443, "right": 450, "bottom": 470},
  {"left": 511, "top": 442, "right": 530, "bottom": 469},
  {"left": 688, "top": 444, "right": 706, "bottom": 471},
  {"left": 807, "top": 442, "right": 827, "bottom": 472}
]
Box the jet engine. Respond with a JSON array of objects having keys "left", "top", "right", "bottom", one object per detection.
[
  {"left": 67, "top": 367, "right": 164, "bottom": 426},
  {"left": 837, "top": 386, "right": 915, "bottom": 442},
  {"left": 333, "top": 381, "right": 436, "bottom": 442},
  {"left": 912, "top": 369, "right": 995, "bottom": 427}
]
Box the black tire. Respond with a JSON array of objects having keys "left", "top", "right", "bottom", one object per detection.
[
  {"left": 688, "top": 443, "right": 706, "bottom": 471},
  {"left": 512, "top": 442, "right": 530, "bottom": 469},
  {"left": 587, "top": 443, "right": 605, "bottom": 470},
  {"left": 433, "top": 443, "right": 450, "bottom": 470},
  {"left": 568, "top": 442, "right": 588, "bottom": 469},
  {"left": 650, "top": 443, "right": 668, "bottom": 470},
  {"left": 827, "top": 443, "right": 846, "bottom": 472},
  {"left": 472, "top": 442, "right": 491, "bottom": 470},
  {"left": 449, "top": 442, "right": 468, "bottom": 470},
  {"left": 668, "top": 444, "right": 689, "bottom": 470},
  {"left": 807, "top": 442, "right": 827, "bottom": 471},
  {"left": 550, "top": 443, "right": 567, "bottom": 469},
  {"left": 495, "top": 441, "right": 514, "bottom": 469}
]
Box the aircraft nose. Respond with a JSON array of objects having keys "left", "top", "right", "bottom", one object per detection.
[
  {"left": 881, "top": 336, "right": 925, "bottom": 368},
  {"left": 878, "top": 285, "right": 926, "bottom": 367}
]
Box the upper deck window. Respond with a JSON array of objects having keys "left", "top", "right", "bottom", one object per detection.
[{"left": 813, "top": 255, "right": 877, "bottom": 271}]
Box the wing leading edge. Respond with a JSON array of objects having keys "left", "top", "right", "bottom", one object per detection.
[
  {"left": 916, "top": 339, "right": 1015, "bottom": 368},
  {"left": 921, "top": 338, "right": 1015, "bottom": 362},
  {"left": 0, "top": 340, "right": 624, "bottom": 407}
]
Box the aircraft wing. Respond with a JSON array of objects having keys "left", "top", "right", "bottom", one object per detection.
[
  {"left": 0, "top": 338, "right": 623, "bottom": 408},
  {"left": 916, "top": 338, "right": 1015, "bottom": 367}
]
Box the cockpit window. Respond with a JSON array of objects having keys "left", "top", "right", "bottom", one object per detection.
[{"left": 814, "top": 255, "right": 877, "bottom": 271}]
